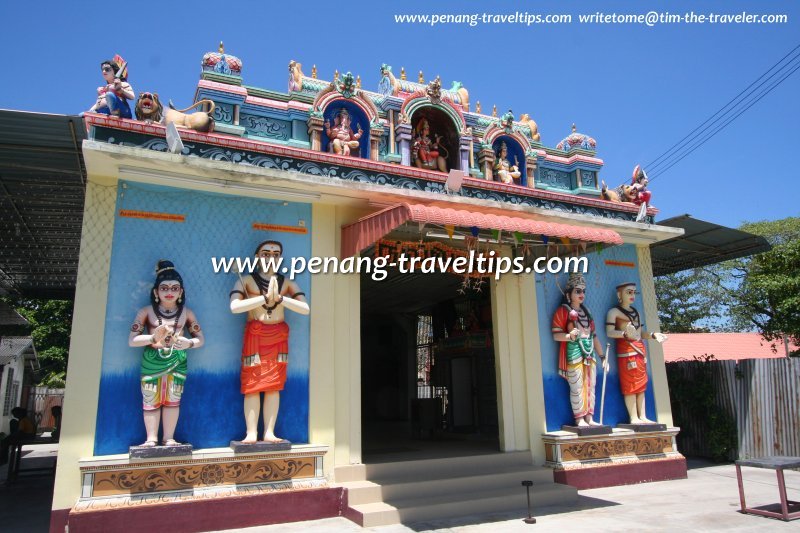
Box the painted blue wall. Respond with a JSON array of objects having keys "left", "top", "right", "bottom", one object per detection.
[
  {"left": 535, "top": 245, "right": 657, "bottom": 431},
  {"left": 94, "top": 181, "right": 311, "bottom": 454}
]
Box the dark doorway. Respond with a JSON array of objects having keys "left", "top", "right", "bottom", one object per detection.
[{"left": 361, "top": 269, "right": 499, "bottom": 461}]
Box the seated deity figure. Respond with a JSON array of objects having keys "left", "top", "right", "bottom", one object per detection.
[
  {"left": 89, "top": 57, "right": 135, "bottom": 119},
  {"left": 552, "top": 273, "right": 608, "bottom": 427},
  {"left": 325, "top": 108, "right": 363, "bottom": 157},
  {"left": 494, "top": 142, "right": 521, "bottom": 184},
  {"left": 412, "top": 118, "right": 448, "bottom": 172},
  {"left": 229, "top": 240, "right": 310, "bottom": 443},
  {"left": 606, "top": 282, "right": 668, "bottom": 424},
  {"left": 128, "top": 260, "right": 204, "bottom": 447}
]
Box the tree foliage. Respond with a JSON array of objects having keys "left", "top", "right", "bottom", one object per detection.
[
  {"left": 654, "top": 269, "right": 727, "bottom": 332},
  {"left": 1, "top": 298, "right": 73, "bottom": 387},
  {"left": 655, "top": 217, "right": 800, "bottom": 350}
]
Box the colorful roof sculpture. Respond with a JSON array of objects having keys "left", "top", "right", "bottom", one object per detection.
[{"left": 556, "top": 124, "right": 597, "bottom": 152}]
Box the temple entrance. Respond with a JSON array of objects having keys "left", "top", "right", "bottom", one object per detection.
[{"left": 360, "top": 269, "right": 499, "bottom": 461}]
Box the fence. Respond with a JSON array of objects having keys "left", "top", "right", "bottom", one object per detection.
[
  {"left": 22, "top": 386, "right": 64, "bottom": 431},
  {"left": 667, "top": 357, "right": 800, "bottom": 461}
]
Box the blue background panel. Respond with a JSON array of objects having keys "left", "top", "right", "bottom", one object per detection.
[{"left": 94, "top": 181, "right": 311, "bottom": 454}]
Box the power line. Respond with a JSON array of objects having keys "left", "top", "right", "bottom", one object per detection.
[
  {"left": 649, "top": 59, "right": 800, "bottom": 182},
  {"left": 648, "top": 50, "right": 800, "bottom": 175},
  {"left": 644, "top": 43, "right": 800, "bottom": 178}
]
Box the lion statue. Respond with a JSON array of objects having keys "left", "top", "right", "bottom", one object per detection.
[
  {"left": 601, "top": 180, "right": 638, "bottom": 203},
  {"left": 135, "top": 92, "right": 164, "bottom": 123},
  {"left": 164, "top": 100, "right": 216, "bottom": 133}
]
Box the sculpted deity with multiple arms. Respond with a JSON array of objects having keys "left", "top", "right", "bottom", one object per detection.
[
  {"left": 605, "top": 282, "right": 668, "bottom": 424},
  {"left": 325, "top": 108, "right": 363, "bottom": 157},
  {"left": 551, "top": 273, "right": 608, "bottom": 427},
  {"left": 229, "top": 241, "right": 310, "bottom": 443},
  {"left": 128, "top": 261, "right": 204, "bottom": 447}
]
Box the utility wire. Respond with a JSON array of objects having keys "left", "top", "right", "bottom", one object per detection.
[
  {"left": 648, "top": 50, "right": 800, "bottom": 175},
  {"left": 649, "top": 58, "right": 800, "bottom": 182},
  {"left": 644, "top": 44, "right": 800, "bottom": 178}
]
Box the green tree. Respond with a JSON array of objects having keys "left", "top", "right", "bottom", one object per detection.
[
  {"left": 726, "top": 218, "right": 800, "bottom": 347},
  {"left": 655, "top": 268, "right": 727, "bottom": 332},
  {"left": 1, "top": 298, "right": 73, "bottom": 387},
  {"left": 655, "top": 217, "right": 800, "bottom": 350}
]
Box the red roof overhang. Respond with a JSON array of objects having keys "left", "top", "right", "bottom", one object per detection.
[{"left": 342, "top": 202, "right": 623, "bottom": 258}]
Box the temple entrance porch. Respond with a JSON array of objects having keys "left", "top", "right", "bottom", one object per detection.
[{"left": 360, "top": 268, "right": 499, "bottom": 463}]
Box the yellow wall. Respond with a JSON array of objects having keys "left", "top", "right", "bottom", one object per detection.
[
  {"left": 489, "top": 248, "right": 547, "bottom": 463},
  {"left": 308, "top": 204, "right": 364, "bottom": 476},
  {"left": 52, "top": 180, "right": 118, "bottom": 510},
  {"left": 636, "top": 245, "right": 674, "bottom": 426}
]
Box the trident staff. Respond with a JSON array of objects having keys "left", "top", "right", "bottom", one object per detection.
[{"left": 600, "top": 342, "right": 610, "bottom": 425}]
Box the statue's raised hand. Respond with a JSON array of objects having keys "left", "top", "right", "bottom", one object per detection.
[
  {"left": 624, "top": 323, "right": 639, "bottom": 341},
  {"left": 267, "top": 275, "right": 279, "bottom": 305},
  {"left": 151, "top": 324, "right": 173, "bottom": 348},
  {"left": 652, "top": 332, "right": 668, "bottom": 343}
]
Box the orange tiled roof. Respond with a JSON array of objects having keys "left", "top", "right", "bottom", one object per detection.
[{"left": 662, "top": 333, "right": 796, "bottom": 362}]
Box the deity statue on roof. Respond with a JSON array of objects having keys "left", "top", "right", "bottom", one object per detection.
[
  {"left": 88, "top": 56, "right": 135, "bottom": 119},
  {"left": 325, "top": 108, "right": 363, "bottom": 157},
  {"left": 494, "top": 142, "right": 521, "bottom": 185},
  {"left": 412, "top": 118, "right": 448, "bottom": 172},
  {"left": 551, "top": 273, "right": 608, "bottom": 427},
  {"left": 630, "top": 165, "right": 652, "bottom": 206},
  {"left": 606, "top": 282, "right": 668, "bottom": 424}
]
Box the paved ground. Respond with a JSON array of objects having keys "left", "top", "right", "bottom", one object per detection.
[
  {"left": 0, "top": 442, "right": 58, "bottom": 533},
  {"left": 219, "top": 459, "right": 800, "bottom": 533},
  {"left": 2, "top": 450, "right": 798, "bottom": 532}
]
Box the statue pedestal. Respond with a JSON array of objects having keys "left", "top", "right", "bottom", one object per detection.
[
  {"left": 542, "top": 427, "right": 687, "bottom": 489},
  {"left": 129, "top": 443, "right": 193, "bottom": 459},
  {"left": 70, "top": 444, "right": 338, "bottom": 531},
  {"left": 617, "top": 423, "right": 667, "bottom": 432},
  {"left": 230, "top": 440, "right": 292, "bottom": 453},
  {"left": 560, "top": 424, "right": 612, "bottom": 436}
]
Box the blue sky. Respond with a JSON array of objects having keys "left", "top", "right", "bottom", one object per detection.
[{"left": 2, "top": 0, "right": 798, "bottom": 227}]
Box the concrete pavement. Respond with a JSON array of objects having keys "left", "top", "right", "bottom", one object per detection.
[
  {"left": 3, "top": 451, "right": 798, "bottom": 532},
  {"left": 218, "top": 459, "right": 799, "bottom": 532}
]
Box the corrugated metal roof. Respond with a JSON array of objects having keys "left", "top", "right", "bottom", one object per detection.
[
  {"left": 0, "top": 336, "right": 34, "bottom": 365},
  {"left": 650, "top": 215, "right": 771, "bottom": 276},
  {"left": 663, "top": 332, "right": 795, "bottom": 362},
  {"left": 0, "top": 300, "right": 28, "bottom": 326},
  {"left": 0, "top": 109, "right": 86, "bottom": 299}
]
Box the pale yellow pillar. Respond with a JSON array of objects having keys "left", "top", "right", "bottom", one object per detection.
[
  {"left": 309, "top": 204, "right": 363, "bottom": 477},
  {"left": 636, "top": 245, "right": 674, "bottom": 426},
  {"left": 334, "top": 206, "right": 362, "bottom": 466},
  {"left": 490, "top": 250, "right": 533, "bottom": 452},
  {"left": 52, "top": 181, "right": 118, "bottom": 510},
  {"left": 309, "top": 204, "right": 337, "bottom": 479},
  {"left": 519, "top": 270, "right": 547, "bottom": 464}
]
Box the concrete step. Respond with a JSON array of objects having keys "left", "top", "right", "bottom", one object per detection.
[
  {"left": 340, "top": 464, "right": 554, "bottom": 505},
  {"left": 348, "top": 480, "right": 576, "bottom": 527},
  {"left": 334, "top": 450, "right": 533, "bottom": 483}
]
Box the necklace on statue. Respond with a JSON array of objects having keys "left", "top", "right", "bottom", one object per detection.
[
  {"left": 618, "top": 305, "right": 640, "bottom": 329},
  {"left": 156, "top": 305, "right": 181, "bottom": 356}
]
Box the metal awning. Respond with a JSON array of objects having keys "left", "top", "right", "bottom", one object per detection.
[
  {"left": 0, "top": 110, "right": 87, "bottom": 299},
  {"left": 342, "top": 202, "right": 623, "bottom": 258},
  {"left": 650, "top": 214, "right": 772, "bottom": 276}
]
